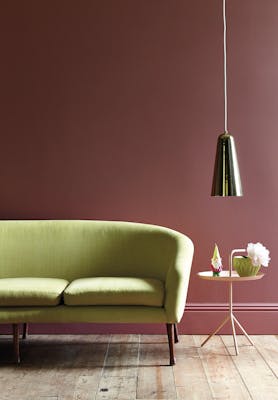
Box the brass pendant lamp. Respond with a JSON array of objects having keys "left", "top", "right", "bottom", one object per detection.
[{"left": 211, "top": 0, "right": 243, "bottom": 196}]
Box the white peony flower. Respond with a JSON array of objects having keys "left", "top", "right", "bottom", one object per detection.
[{"left": 247, "top": 242, "right": 270, "bottom": 267}]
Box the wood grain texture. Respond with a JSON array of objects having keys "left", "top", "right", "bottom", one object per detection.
[
  {"left": 96, "top": 376, "right": 137, "bottom": 400},
  {"left": 137, "top": 334, "right": 177, "bottom": 399},
  {"left": 95, "top": 334, "right": 139, "bottom": 399},
  {"left": 194, "top": 335, "right": 252, "bottom": 400},
  {"left": 137, "top": 366, "right": 177, "bottom": 399},
  {"left": 251, "top": 335, "right": 278, "bottom": 378},
  {"left": 173, "top": 336, "right": 212, "bottom": 400},
  {"left": 74, "top": 374, "right": 102, "bottom": 400},
  {"left": 222, "top": 335, "right": 278, "bottom": 400},
  {"left": 0, "top": 334, "right": 277, "bottom": 399}
]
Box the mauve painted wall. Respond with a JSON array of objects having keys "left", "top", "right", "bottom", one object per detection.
[{"left": 0, "top": 1, "right": 277, "bottom": 332}]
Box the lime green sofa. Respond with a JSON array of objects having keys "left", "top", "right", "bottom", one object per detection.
[{"left": 0, "top": 220, "right": 194, "bottom": 365}]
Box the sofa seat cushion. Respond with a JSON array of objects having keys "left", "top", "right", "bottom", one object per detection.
[
  {"left": 0, "top": 278, "right": 69, "bottom": 306},
  {"left": 64, "top": 277, "right": 164, "bottom": 307}
]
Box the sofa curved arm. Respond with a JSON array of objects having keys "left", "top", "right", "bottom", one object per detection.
[{"left": 164, "top": 234, "right": 194, "bottom": 323}]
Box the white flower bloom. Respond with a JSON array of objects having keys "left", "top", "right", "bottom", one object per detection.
[{"left": 247, "top": 242, "right": 270, "bottom": 267}]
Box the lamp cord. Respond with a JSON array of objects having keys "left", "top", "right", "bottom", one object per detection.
[{"left": 223, "top": 0, "right": 228, "bottom": 133}]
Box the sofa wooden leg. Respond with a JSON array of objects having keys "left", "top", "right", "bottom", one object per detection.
[
  {"left": 22, "top": 323, "right": 28, "bottom": 339},
  {"left": 166, "top": 323, "right": 176, "bottom": 366},
  {"left": 12, "top": 324, "right": 20, "bottom": 364},
  {"left": 174, "top": 323, "right": 179, "bottom": 343}
]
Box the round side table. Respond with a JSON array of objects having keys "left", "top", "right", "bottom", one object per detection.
[{"left": 197, "top": 270, "right": 264, "bottom": 355}]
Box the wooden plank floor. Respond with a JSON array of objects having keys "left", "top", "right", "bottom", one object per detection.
[{"left": 0, "top": 334, "right": 277, "bottom": 399}]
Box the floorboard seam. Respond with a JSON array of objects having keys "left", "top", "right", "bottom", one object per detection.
[
  {"left": 94, "top": 334, "right": 111, "bottom": 400},
  {"left": 251, "top": 337, "right": 278, "bottom": 380},
  {"left": 220, "top": 335, "right": 253, "bottom": 400},
  {"left": 135, "top": 334, "right": 141, "bottom": 400},
  {"left": 193, "top": 335, "right": 215, "bottom": 400}
]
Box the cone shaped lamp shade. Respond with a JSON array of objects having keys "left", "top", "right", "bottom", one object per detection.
[
  {"left": 211, "top": 133, "right": 243, "bottom": 196},
  {"left": 211, "top": 0, "right": 243, "bottom": 197}
]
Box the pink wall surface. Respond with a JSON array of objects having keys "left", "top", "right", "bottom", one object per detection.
[{"left": 0, "top": 0, "right": 277, "bottom": 333}]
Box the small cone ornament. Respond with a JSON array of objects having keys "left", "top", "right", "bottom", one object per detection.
[{"left": 211, "top": 244, "right": 222, "bottom": 276}]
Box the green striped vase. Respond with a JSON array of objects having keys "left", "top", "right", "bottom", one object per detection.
[{"left": 233, "top": 256, "right": 261, "bottom": 277}]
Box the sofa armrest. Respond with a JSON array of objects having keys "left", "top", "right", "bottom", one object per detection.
[{"left": 164, "top": 234, "right": 194, "bottom": 323}]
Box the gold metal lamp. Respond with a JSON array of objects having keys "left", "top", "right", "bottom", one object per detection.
[{"left": 211, "top": 0, "right": 243, "bottom": 197}]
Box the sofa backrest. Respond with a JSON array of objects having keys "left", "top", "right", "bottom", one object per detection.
[{"left": 0, "top": 220, "right": 191, "bottom": 282}]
